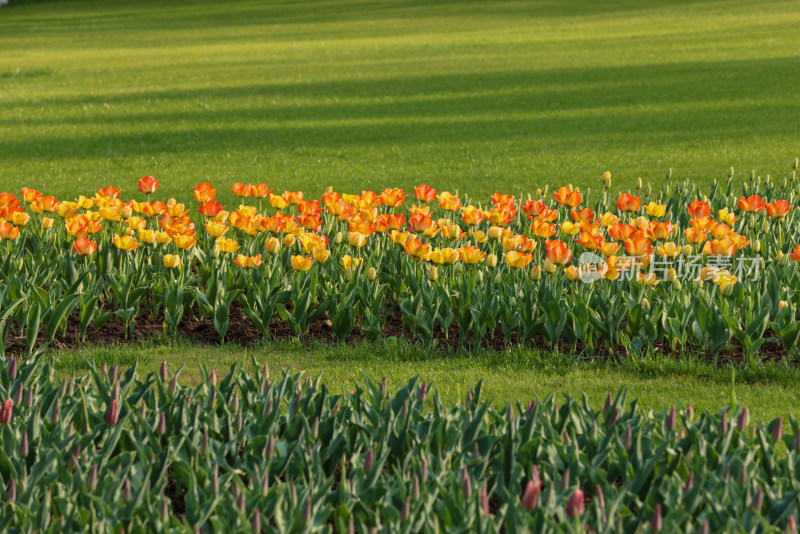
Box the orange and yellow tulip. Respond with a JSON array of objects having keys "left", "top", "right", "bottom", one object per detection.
[{"left": 290, "top": 255, "right": 313, "bottom": 271}]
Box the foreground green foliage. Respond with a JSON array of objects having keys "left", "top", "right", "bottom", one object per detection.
[{"left": 1, "top": 355, "right": 798, "bottom": 531}]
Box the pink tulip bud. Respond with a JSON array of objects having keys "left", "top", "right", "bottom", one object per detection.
[
  {"left": 622, "top": 424, "right": 632, "bottom": 449},
  {"left": 666, "top": 405, "right": 676, "bottom": 431},
  {"left": 159, "top": 360, "right": 168, "bottom": 381},
  {"left": 267, "top": 434, "right": 275, "bottom": 460},
  {"left": 650, "top": 504, "right": 662, "bottom": 532},
  {"left": 460, "top": 466, "right": 472, "bottom": 498},
  {"left": 719, "top": 410, "right": 728, "bottom": 435},
  {"left": 683, "top": 472, "right": 694, "bottom": 495},
  {"left": 606, "top": 406, "right": 619, "bottom": 427},
  {"left": 417, "top": 381, "right": 428, "bottom": 403},
  {"left": 0, "top": 398, "right": 13, "bottom": 425},
  {"left": 422, "top": 456, "right": 428, "bottom": 481},
  {"left": 771, "top": 417, "right": 783, "bottom": 442},
  {"left": 261, "top": 470, "right": 270, "bottom": 495},
  {"left": 252, "top": 509, "right": 261, "bottom": 533},
  {"left": 105, "top": 399, "right": 120, "bottom": 425},
  {"left": 50, "top": 400, "right": 59, "bottom": 424},
  {"left": 88, "top": 464, "right": 98, "bottom": 490},
  {"left": 560, "top": 468, "right": 570, "bottom": 491},
  {"left": 208, "top": 387, "right": 216, "bottom": 409},
  {"left": 156, "top": 413, "right": 166, "bottom": 435},
  {"left": 8, "top": 355, "right": 17, "bottom": 380},
  {"left": 209, "top": 369, "right": 217, "bottom": 387},
  {"left": 465, "top": 390, "right": 473, "bottom": 407},
  {"left": 364, "top": 447, "right": 374, "bottom": 472},
  {"left": 566, "top": 489, "right": 584, "bottom": 518},
  {"left": 596, "top": 484, "right": 606, "bottom": 523},
  {"left": 102, "top": 362, "right": 108, "bottom": 376},
  {"left": 160, "top": 497, "right": 169, "bottom": 523},
  {"left": 262, "top": 361, "right": 269, "bottom": 380},
  {"left": 412, "top": 473, "right": 420, "bottom": 500},
  {"left": 480, "top": 481, "right": 490, "bottom": 516},
  {"left": 168, "top": 374, "right": 178, "bottom": 395},
  {"left": 19, "top": 430, "right": 28, "bottom": 457},
  {"left": 701, "top": 519, "right": 709, "bottom": 534},
  {"left": 751, "top": 486, "right": 764, "bottom": 511},
  {"left": 737, "top": 407, "right": 749, "bottom": 432},
  {"left": 237, "top": 490, "right": 245, "bottom": 514},
  {"left": 122, "top": 477, "right": 131, "bottom": 500},
  {"left": 787, "top": 515, "right": 797, "bottom": 534},
  {"left": 526, "top": 400, "right": 536, "bottom": 418},
  {"left": 112, "top": 380, "right": 120, "bottom": 401},
  {"left": 402, "top": 496, "right": 411, "bottom": 520},
  {"left": 521, "top": 479, "right": 541, "bottom": 511}
]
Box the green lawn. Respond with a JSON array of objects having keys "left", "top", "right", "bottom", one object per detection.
[
  {"left": 3, "top": 0, "right": 800, "bottom": 419},
  {"left": 53, "top": 340, "right": 800, "bottom": 423},
  {"left": 2, "top": 0, "right": 800, "bottom": 203}
]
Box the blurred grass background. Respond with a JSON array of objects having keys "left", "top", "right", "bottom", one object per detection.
[{"left": 2, "top": 0, "right": 800, "bottom": 204}]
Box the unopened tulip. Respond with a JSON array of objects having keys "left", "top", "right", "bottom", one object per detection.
[
  {"left": 771, "top": 417, "right": 783, "bottom": 442},
  {"left": 105, "top": 399, "right": 120, "bottom": 425},
  {"left": 0, "top": 399, "right": 12, "bottom": 425},
  {"left": 566, "top": 489, "right": 584, "bottom": 518}
]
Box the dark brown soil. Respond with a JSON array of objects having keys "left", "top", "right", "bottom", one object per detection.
[{"left": 2, "top": 297, "right": 792, "bottom": 368}]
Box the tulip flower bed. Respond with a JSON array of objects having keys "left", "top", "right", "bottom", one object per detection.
[
  {"left": 0, "top": 355, "right": 798, "bottom": 531},
  {"left": 1, "top": 169, "right": 799, "bottom": 363}
]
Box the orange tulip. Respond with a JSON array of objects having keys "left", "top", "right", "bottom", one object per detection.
[
  {"left": 215, "top": 237, "right": 240, "bottom": 253},
  {"left": 312, "top": 247, "right": 331, "bottom": 263},
  {"left": 31, "top": 196, "right": 59, "bottom": 214},
  {"left": 702, "top": 238, "right": 736, "bottom": 256},
  {"left": 250, "top": 184, "right": 274, "bottom": 199},
  {"left": 402, "top": 236, "right": 432, "bottom": 259},
  {"left": 284, "top": 191, "right": 304, "bottom": 204},
  {"left": 648, "top": 221, "right": 675, "bottom": 241},
  {"left": 521, "top": 199, "right": 548, "bottom": 219},
  {"left": 231, "top": 182, "right": 251, "bottom": 197},
  {"left": 687, "top": 200, "right": 711, "bottom": 218},
  {"left": 790, "top": 246, "right": 800, "bottom": 262},
  {"left": 0, "top": 221, "right": 19, "bottom": 241},
  {"left": 608, "top": 223, "right": 636, "bottom": 242},
  {"left": 290, "top": 255, "right": 313, "bottom": 271},
  {"left": 717, "top": 208, "right": 738, "bottom": 225},
  {"left": 765, "top": 200, "right": 792, "bottom": 219},
  {"left": 234, "top": 254, "right": 262, "bottom": 268},
  {"left": 554, "top": 186, "right": 582, "bottom": 208},
  {"left": 97, "top": 186, "right": 122, "bottom": 199},
  {"left": 113, "top": 234, "right": 139, "bottom": 252},
  {"left": 72, "top": 237, "right": 97, "bottom": 256},
  {"left": 531, "top": 219, "right": 556, "bottom": 238},
  {"left": 599, "top": 241, "right": 620, "bottom": 257},
  {"left": 414, "top": 184, "right": 437, "bottom": 203},
  {"left": 193, "top": 182, "right": 217, "bottom": 203},
  {"left": 172, "top": 234, "right": 197, "bottom": 250},
  {"left": 684, "top": 227, "right": 706, "bottom": 244},
  {"left": 576, "top": 231, "right": 603, "bottom": 250},
  {"left": 461, "top": 206, "right": 484, "bottom": 226},
  {"left": 138, "top": 176, "right": 159, "bottom": 195},
  {"left": 615, "top": 193, "right": 641, "bottom": 213},
  {"left": 20, "top": 187, "right": 42, "bottom": 204},
  {"left": 737, "top": 195, "right": 765, "bottom": 213},
  {"left": 437, "top": 192, "right": 462, "bottom": 211},
  {"left": 380, "top": 187, "right": 407, "bottom": 208},
  {"left": 269, "top": 193, "right": 290, "bottom": 210},
  {"left": 570, "top": 208, "right": 594, "bottom": 222},
  {"left": 390, "top": 230, "right": 410, "bottom": 244},
  {"left": 644, "top": 202, "right": 666, "bottom": 218},
  {"left": 624, "top": 231, "right": 652, "bottom": 256},
  {"left": 458, "top": 246, "right": 486, "bottom": 264},
  {"left": 544, "top": 239, "right": 572, "bottom": 265},
  {"left": 504, "top": 251, "right": 533, "bottom": 269}
]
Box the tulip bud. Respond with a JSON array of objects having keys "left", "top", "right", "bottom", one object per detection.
[
  {"left": 333, "top": 231, "right": 343, "bottom": 244},
  {"left": 650, "top": 504, "right": 662, "bottom": 532},
  {"left": 364, "top": 447, "right": 374, "bottom": 472},
  {"left": 751, "top": 486, "right": 764, "bottom": 511},
  {"left": 529, "top": 265, "right": 541, "bottom": 281},
  {"left": 122, "top": 477, "right": 131, "bottom": 501},
  {"left": 566, "top": 489, "right": 584, "bottom": 518},
  {"left": 753, "top": 239, "right": 761, "bottom": 253},
  {"left": 417, "top": 381, "right": 428, "bottom": 403},
  {"left": 601, "top": 171, "right": 611, "bottom": 189},
  {"left": 402, "top": 496, "right": 411, "bottom": 521},
  {"left": 606, "top": 406, "right": 619, "bottom": 427},
  {"left": 486, "top": 254, "right": 498, "bottom": 268},
  {"left": 771, "top": 417, "right": 783, "bottom": 442},
  {"left": 560, "top": 468, "right": 570, "bottom": 491},
  {"left": 687, "top": 402, "right": 694, "bottom": 422},
  {"left": 641, "top": 297, "right": 650, "bottom": 309},
  {"left": 479, "top": 481, "right": 489, "bottom": 516},
  {"left": 737, "top": 407, "right": 749, "bottom": 432},
  {"left": 156, "top": 412, "right": 166, "bottom": 435},
  {"left": 367, "top": 267, "right": 377, "bottom": 281},
  {"left": 543, "top": 258, "right": 556, "bottom": 274},
  {"left": 50, "top": 400, "right": 59, "bottom": 424},
  {"left": 0, "top": 398, "right": 12, "bottom": 425},
  {"left": 18, "top": 430, "right": 28, "bottom": 457},
  {"left": 719, "top": 410, "right": 728, "bottom": 435},
  {"left": 622, "top": 424, "right": 633, "bottom": 449},
  {"left": 683, "top": 471, "right": 694, "bottom": 495},
  {"left": 636, "top": 177, "right": 642, "bottom": 190},
  {"left": 427, "top": 265, "right": 439, "bottom": 281},
  {"left": 460, "top": 466, "right": 472, "bottom": 498},
  {"left": 520, "top": 479, "right": 541, "bottom": 511},
  {"left": 666, "top": 405, "right": 676, "bottom": 431},
  {"left": 761, "top": 220, "right": 770, "bottom": 234},
  {"left": 24, "top": 386, "right": 33, "bottom": 409},
  {"left": 465, "top": 390, "right": 473, "bottom": 407},
  {"left": 6, "top": 480, "right": 15, "bottom": 504},
  {"left": 7, "top": 355, "right": 17, "bottom": 380},
  {"left": 681, "top": 244, "right": 692, "bottom": 256},
  {"left": 778, "top": 300, "right": 789, "bottom": 311},
  {"left": 282, "top": 234, "right": 296, "bottom": 248},
  {"left": 303, "top": 499, "right": 312, "bottom": 525}
]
